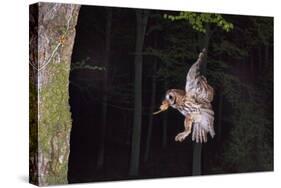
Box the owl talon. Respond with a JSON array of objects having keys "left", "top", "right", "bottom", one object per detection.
[{"left": 175, "top": 131, "right": 190, "bottom": 142}]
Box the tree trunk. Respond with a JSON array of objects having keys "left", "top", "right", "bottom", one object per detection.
[
  {"left": 97, "top": 8, "right": 112, "bottom": 170},
  {"left": 29, "top": 3, "right": 80, "bottom": 186},
  {"left": 162, "top": 80, "right": 168, "bottom": 148},
  {"left": 264, "top": 44, "right": 269, "bottom": 68},
  {"left": 258, "top": 46, "right": 263, "bottom": 72},
  {"left": 29, "top": 4, "right": 39, "bottom": 185},
  {"left": 162, "top": 112, "right": 168, "bottom": 148},
  {"left": 129, "top": 10, "right": 149, "bottom": 176},
  {"left": 192, "top": 143, "right": 202, "bottom": 175},
  {"left": 192, "top": 25, "right": 210, "bottom": 176},
  {"left": 250, "top": 54, "right": 254, "bottom": 80},
  {"left": 144, "top": 57, "right": 157, "bottom": 162}
]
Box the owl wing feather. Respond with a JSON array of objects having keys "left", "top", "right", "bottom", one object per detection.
[
  {"left": 185, "top": 49, "right": 214, "bottom": 104},
  {"left": 185, "top": 49, "right": 215, "bottom": 143}
]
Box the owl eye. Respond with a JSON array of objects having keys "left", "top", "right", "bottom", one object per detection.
[{"left": 166, "top": 94, "right": 173, "bottom": 101}]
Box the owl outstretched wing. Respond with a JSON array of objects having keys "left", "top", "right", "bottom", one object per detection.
[
  {"left": 185, "top": 49, "right": 214, "bottom": 104},
  {"left": 185, "top": 49, "right": 215, "bottom": 143}
]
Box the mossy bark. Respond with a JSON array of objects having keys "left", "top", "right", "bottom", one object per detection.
[{"left": 29, "top": 3, "right": 80, "bottom": 186}]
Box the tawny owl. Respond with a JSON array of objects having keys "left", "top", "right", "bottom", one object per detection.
[{"left": 153, "top": 49, "right": 215, "bottom": 143}]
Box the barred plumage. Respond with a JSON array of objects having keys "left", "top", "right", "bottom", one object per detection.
[{"left": 154, "top": 49, "right": 215, "bottom": 143}]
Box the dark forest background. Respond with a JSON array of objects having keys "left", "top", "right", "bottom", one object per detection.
[{"left": 67, "top": 5, "right": 273, "bottom": 183}]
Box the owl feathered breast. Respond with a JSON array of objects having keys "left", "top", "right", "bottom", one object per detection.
[{"left": 184, "top": 49, "right": 215, "bottom": 142}]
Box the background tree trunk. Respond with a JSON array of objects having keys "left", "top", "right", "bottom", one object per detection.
[
  {"left": 264, "top": 44, "right": 269, "bottom": 68},
  {"left": 144, "top": 57, "right": 157, "bottom": 162},
  {"left": 258, "top": 46, "right": 263, "bottom": 72},
  {"left": 29, "top": 3, "right": 80, "bottom": 186},
  {"left": 217, "top": 91, "right": 223, "bottom": 142},
  {"left": 162, "top": 81, "right": 168, "bottom": 148},
  {"left": 97, "top": 8, "right": 112, "bottom": 170},
  {"left": 192, "top": 25, "right": 210, "bottom": 176},
  {"left": 250, "top": 52, "right": 254, "bottom": 79},
  {"left": 129, "top": 10, "right": 149, "bottom": 176}
]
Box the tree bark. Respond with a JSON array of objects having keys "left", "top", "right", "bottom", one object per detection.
[
  {"left": 129, "top": 10, "right": 149, "bottom": 176},
  {"left": 29, "top": 3, "right": 80, "bottom": 186},
  {"left": 29, "top": 4, "right": 39, "bottom": 185},
  {"left": 97, "top": 8, "right": 112, "bottom": 170}
]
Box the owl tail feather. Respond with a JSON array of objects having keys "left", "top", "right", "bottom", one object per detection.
[
  {"left": 192, "top": 110, "right": 215, "bottom": 143},
  {"left": 192, "top": 123, "right": 207, "bottom": 143}
]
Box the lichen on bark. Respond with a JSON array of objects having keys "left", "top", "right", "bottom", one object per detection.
[
  {"left": 29, "top": 2, "right": 80, "bottom": 186},
  {"left": 38, "top": 62, "right": 72, "bottom": 185}
]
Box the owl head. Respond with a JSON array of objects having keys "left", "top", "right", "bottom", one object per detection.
[
  {"left": 165, "top": 90, "right": 177, "bottom": 106},
  {"left": 153, "top": 89, "right": 185, "bottom": 115}
]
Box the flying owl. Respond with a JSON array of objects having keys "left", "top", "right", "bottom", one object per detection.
[{"left": 153, "top": 49, "right": 215, "bottom": 143}]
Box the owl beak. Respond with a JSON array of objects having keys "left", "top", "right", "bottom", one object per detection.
[{"left": 153, "top": 100, "right": 170, "bottom": 115}]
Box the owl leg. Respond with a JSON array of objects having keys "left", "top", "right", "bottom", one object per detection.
[{"left": 175, "top": 116, "right": 193, "bottom": 142}]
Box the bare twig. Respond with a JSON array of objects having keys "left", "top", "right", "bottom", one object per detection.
[
  {"left": 29, "top": 4, "right": 76, "bottom": 72},
  {"left": 38, "top": 43, "right": 62, "bottom": 71}
]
